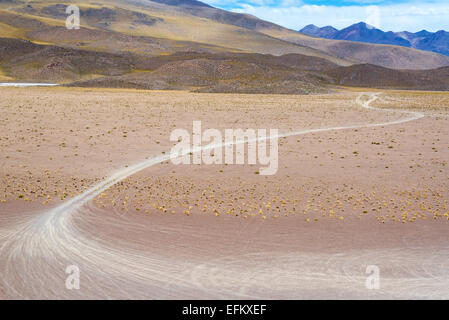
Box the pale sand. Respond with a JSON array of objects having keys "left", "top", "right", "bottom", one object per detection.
[{"left": 0, "top": 87, "right": 448, "bottom": 299}]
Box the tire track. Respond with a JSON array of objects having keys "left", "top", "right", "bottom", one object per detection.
[{"left": 1, "top": 92, "right": 433, "bottom": 299}]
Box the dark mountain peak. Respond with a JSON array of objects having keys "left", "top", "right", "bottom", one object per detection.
[
  {"left": 415, "top": 30, "right": 432, "bottom": 37},
  {"left": 333, "top": 22, "right": 411, "bottom": 47},
  {"left": 343, "top": 21, "right": 379, "bottom": 32},
  {"left": 353, "top": 21, "right": 368, "bottom": 27},
  {"left": 300, "top": 24, "right": 338, "bottom": 39},
  {"left": 414, "top": 30, "right": 449, "bottom": 56},
  {"left": 353, "top": 21, "right": 371, "bottom": 28},
  {"left": 300, "top": 20, "right": 449, "bottom": 57},
  {"left": 300, "top": 24, "right": 320, "bottom": 32},
  {"left": 321, "top": 26, "right": 338, "bottom": 32}
]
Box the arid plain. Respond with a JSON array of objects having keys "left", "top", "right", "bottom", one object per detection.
[{"left": 0, "top": 87, "right": 449, "bottom": 299}]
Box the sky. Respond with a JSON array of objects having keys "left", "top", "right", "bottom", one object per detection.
[{"left": 201, "top": 0, "right": 449, "bottom": 32}]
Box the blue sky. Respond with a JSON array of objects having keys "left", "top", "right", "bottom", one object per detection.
[{"left": 202, "top": 0, "right": 449, "bottom": 32}]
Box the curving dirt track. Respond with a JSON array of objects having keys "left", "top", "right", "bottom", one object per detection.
[{"left": 1, "top": 91, "right": 448, "bottom": 299}]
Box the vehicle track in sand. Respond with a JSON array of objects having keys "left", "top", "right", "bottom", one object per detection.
[{"left": 2, "top": 92, "right": 440, "bottom": 299}]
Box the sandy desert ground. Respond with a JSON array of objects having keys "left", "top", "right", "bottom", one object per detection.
[{"left": 0, "top": 87, "right": 448, "bottom": 299}]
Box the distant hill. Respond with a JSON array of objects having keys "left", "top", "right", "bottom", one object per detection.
[
  {"left": 332, "top": 22, "right": 411, "bottom": 47},
  {"left": 0, "top": 0, "right": 449, "bottom": 69},
  {"left": 300, "top": 22, "right": 449, "bottom": 57},
  {"left": 1, "top": 0, "right": 449, "bottom": 87},
  {"left": 325, "top": 63, "right": 449, "bottom": 91},
  {"left": 2, "top": 37, "right": 447, "bottom": 93},
  {"left": 415, "top": 30, "right": 449, "bottom": 56},
  {"left": 71, "top": 56, "right": 449, "bottom": 92},
  {"left": 296, "top": 24, "right": 338, "bottom": 39}
]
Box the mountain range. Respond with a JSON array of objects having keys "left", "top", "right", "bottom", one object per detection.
[
  {"left": 300, "top": 22, "right": 449, "bottom": 57},
  {"left": 0, "top": 0, "right": 449, "bottom": 92}
]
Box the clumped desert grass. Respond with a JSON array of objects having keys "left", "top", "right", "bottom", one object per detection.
[
  {"left": 87, "top": 173, "right": 448, "bottom": 224},
  {"left": 374, "top": 91, "right": 449, "bottom": 112},
  {"left": 1, "top": 87, "right": 448, "bottom": 225}
]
